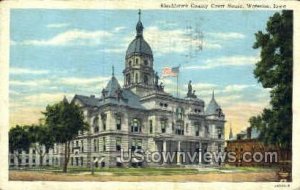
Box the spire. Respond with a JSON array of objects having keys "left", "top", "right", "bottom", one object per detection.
[
  {"left": 136, "top": 9, "right": 144, "bottom": 37},
  {"left": 229, "top": 123, "right": 233, "bottom": 139},
  {"left": 138, "top": 9, "right": 141, "bottom": 21},
  {"left": 112, "top": 65, "right": 115, "bottom": 77}
]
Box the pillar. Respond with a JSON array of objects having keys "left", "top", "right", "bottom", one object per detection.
[
  {"left": 199, "top": 142, "right": 202, "bottom": 165},
  {"left": 177, "top": 141, "right": 181, "bottom": 165}
]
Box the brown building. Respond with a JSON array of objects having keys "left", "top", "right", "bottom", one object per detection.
[{"left": 226, "top": 127, "right": 290, "bottom": 167}]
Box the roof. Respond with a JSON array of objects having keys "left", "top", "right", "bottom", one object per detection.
[
  {"left": 125, "top": 13, "right": 153, "bottom": 58},
  {"left": 205, "top": 91, "right": 221, "bottom": 115},
  {"left": 102, "top": 76, "right": 121, "bottom": 98},
  {"left": 73, "top": 76, "right": 145, "bottom": 110},
  {"left": 126, "top": 35, "right": 153, "bottom": 59}
]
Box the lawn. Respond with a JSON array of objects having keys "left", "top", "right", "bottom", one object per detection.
[{"left": 9, "top": 165, "right": 280, "bottom": 181}]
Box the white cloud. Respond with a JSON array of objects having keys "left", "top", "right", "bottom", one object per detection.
[
  {"left": 46, "top": 23, "right": 69, "bottom": 29},
  {"left": 183, "top": 55, "right": 259, "bottom": 70},
  {"left": 10, "top": 79, "right": 51, "bottom": 87},
  {"left": 10, "top": 67, "right": 49, "bottom": 75},
  {"left": 113, "top": 26, "right": 126, "bottom": 32},
  {"left": 60, "top": 76, "right": 110, "bottom": 86},
  {"left": 141, "top": 26, "right": 221, "bottom": 55},
  {"left": 19, "top": 29, "right": 112, "bottom": 46},
  {"left": 222, "top": 84, "right": 255, "bottom": 93},
  {"left": 23, "top": 92, "right": 73, "bottom": 104},
  {"left": 207, "top": 32, "right": 246, "bottom": 40},
  {"left": 99, "top": 47, "right": 124, "bottom": 53}
]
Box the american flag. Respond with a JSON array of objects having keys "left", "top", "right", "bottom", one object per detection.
[{"left": 161, "top": 66, "right": 180, "bottom": 78}]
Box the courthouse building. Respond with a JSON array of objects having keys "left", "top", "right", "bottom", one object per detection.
[{"left": 9, "top": 11, "right": 226, "bottom": 168}]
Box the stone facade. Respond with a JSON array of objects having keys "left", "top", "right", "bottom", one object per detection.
[{"left": 9, "top": 11, "right": 225, "bottom": 168}]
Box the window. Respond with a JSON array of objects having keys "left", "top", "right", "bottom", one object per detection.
[
  {"left": 186, "top": 124, "right": 189, "bottom": 133},
  {"left": 135, "top": 73, "right": 138, "bottom": 83},
  {"left": 175, "top": 121, "right": 184, "bottom": 135},
  {"left": 126, "top": 74, "right": 131, "bottom": 85},
  {"left": 129, "top": 60, "right": 132, "bottom": 67},
  {"left": 76, "top": 157, "right": 79, "bottom": 166},
  {"left": 195, "top": 122, "right": 200, "bottom": 136},
  {"left": 135, "top": 58, "right": 139, "bottom": 65},
  {"left": 94, "top": 139, "right": 98, "bottom": 152},
  {"left": 71, "top": 157, "right": 73, "bottom": 166},
  {"left": 160, "top": 119, "right": 167, "bottom": 133},
  {"left": 144, "top": 59, "right": 148, "bottom": 65},
  {"left": 144, "top": 75, "right": 148, "bottom": 84},
  {"left": 26, "top": 158, "right": 29, "bottom": 163},
  {"left": 81, "top": 140, "right": 84, "bottom": 152},
  {"left": 101, "top": 114, "right": 107, "bottom": 131},
  {"left": 76, "top": 141, "right": 79, "bottom": 147},
  {"left": 131, "top": 119, "right": 141, "bottom": 133},
  {"left": 217, "top": 128, "right": 222, "bottom": 139},
  {"left": 131, "top": 139, "right": 142, "bottom": 152},
  {"left": 149, "top": 120, "right": 153, "bottom": 134},
  {"left": 32, "top": 149, "right": 36, "bottom": 154},
  {"left": 81, "top": 157, "right": 83, "bottom": 166},
  {"left": 116, "top": 137, "right": 122, "bottom": 151},
  {"left": 116, "top": 115, "right": 121, "bottom": 130},
  {"left": 205, "top": 126, "right": 209, "bottom": 137},
  {"left": 103, "top": 137, "right": 106, "bottom": 151},
  {"left": 93, "top": 117, "right": 99, "bottom": 133},
  {"left": 10, "top": 158, "right": 14, "bottom": 163},
  {"left": 176, "top": 107, "right": 184, "bottom": 120}
]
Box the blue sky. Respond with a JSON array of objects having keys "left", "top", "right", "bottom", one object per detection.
[{"left": 9, "top": 9, "right": 277, "bottom": 137}]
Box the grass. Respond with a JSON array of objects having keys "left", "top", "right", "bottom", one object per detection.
[{"left": 10, "top": 165, "right": 278, "bottom": 176}]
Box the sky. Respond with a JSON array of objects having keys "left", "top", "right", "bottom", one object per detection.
[{"left": 9, "top": 9, "right": 277, "bottom": 138}]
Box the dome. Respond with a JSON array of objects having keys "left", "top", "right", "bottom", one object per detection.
[
  {"left": 126, "top": 37, "right": 153, "bottom": 58},
  {"left": 125, "top": 10, "right": 153, "bottom": 59}
]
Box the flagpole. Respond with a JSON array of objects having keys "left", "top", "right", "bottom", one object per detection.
[{"left": 177, "top": 73, "right": 179, "bottom": 98}]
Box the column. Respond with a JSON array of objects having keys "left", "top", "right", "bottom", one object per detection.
[
  {"left": 177, "top": 141, "right": 181, "bottom": 165},
  {"left": 198, "top": 142, "right": 202, "bottom": 165},
  {"left": 163, "top": 140, "right": 167, "bottom": 164}
]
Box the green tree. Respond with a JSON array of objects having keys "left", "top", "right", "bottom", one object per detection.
[
  {"left": 249, "top": 11, "right": 293, "bottom": 155},
  {"left": 9, "top": 125, "right": 31, "bottom": 166},
  {"left": 43, "top": 98, "right": 88, "bottom": 172},
  {"left": 27, "top": 125, "right": 54, "bottom": 166}
]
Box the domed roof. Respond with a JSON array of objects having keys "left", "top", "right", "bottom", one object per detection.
[
  {"left": 206, "top": 91, "right": 221, "bottom": 115},
  {"left": 126, "top": 37, "right": 153, "bottom": 58},
  {"left": 125, "top": 10, "right": 153, "bottom": 59}
]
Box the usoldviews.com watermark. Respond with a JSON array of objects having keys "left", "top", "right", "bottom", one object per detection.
[{"left": 119, "top": 149, "right": 278, "bottom": 164}]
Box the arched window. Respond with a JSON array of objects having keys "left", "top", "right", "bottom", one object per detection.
[{"left": 131, "top": 118, "right": 141, "bottom": 133}]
